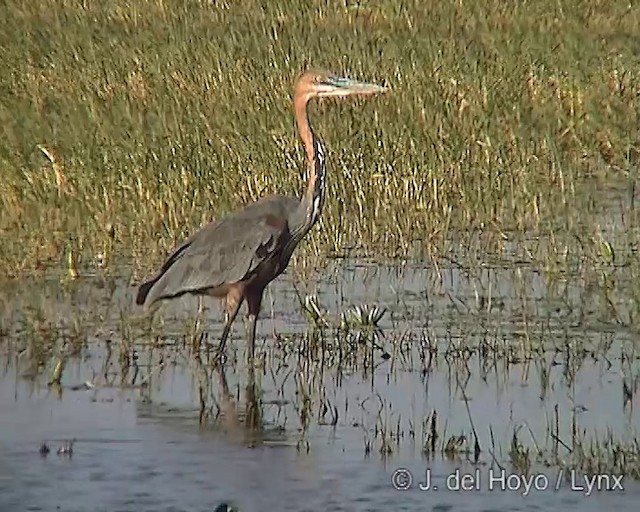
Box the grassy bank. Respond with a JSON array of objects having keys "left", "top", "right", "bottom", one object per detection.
[{"left": 1, "top": 0, "right": 639, "bottom": 278}]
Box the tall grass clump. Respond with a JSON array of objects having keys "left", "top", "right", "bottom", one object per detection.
[{"left": 0, "top": 0, "right": 639, "bottom": 277}]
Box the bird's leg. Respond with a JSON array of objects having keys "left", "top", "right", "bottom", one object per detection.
[
  {"left": 245, "top": 291, "right": 264, "bottom": 363},
  {"left": 216, "top": 295, "right": 243, "bottom": 360},
  {"left": 193, "top": 296, "right": 205, "bottom": 350}
]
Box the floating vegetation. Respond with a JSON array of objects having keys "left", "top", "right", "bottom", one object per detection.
[{"left": 342, "top": 304, "right": 387, "bottom": 329}]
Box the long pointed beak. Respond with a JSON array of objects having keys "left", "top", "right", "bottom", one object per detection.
[{"left": 321, "top": 76, "right": 389, "bottom": 96}]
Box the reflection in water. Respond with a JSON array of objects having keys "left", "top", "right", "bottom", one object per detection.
[
  {"left": 1, "top": 256, "right": 640, "bottom": 511},
  {"left": 208, "top": 360, "right": 262, "bottom": 438}
]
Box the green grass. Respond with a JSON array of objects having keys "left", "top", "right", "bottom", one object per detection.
[{"left": 0, "top": 0, "right": 639, "bottom": 278}]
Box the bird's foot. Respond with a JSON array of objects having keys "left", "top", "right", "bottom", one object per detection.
[
  {"left": 212, "top": 348, "right": 228, "bottom": 367},
  {"left": 202, "top": 340, "right": 228, "bottom": 366}
]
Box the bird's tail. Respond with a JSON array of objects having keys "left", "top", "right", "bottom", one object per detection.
[
  {"left": 135, "top": 240, "right": 192, "bottom": 308},
  {"left": 135, "top": 278, "right": 157, "bottom": 306}
]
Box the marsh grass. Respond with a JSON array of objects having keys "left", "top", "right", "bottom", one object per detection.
[{"left": 1, "top": 0, "right": 639, "bottom": 278}]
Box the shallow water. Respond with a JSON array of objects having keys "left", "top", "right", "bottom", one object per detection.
[{"left": 1, "top": 257, "right": 639, "bottom": 511}]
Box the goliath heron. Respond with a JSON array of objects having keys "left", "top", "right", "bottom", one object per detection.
[{"left": 135, "top": 70, "right": 387, "bottom": 360}]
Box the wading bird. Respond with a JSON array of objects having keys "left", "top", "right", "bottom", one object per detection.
[{"left": 135, "top": 70, "right": 386, "bottom": 360}]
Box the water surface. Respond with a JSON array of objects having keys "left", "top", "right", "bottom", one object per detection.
[{"left": 1, "top": 257, "right": 639, "bottom": 511}]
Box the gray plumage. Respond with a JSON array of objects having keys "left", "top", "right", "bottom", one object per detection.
[{"left": 136, "top": 195, "right": 299, "bottom": 308}]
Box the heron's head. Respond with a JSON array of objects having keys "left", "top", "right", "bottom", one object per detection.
[
  {"left": 295, "top": 70, "right": 387, "bottom": 103},
  {"left": 213, "top": 504, "right": 238, "bottom": 512}
]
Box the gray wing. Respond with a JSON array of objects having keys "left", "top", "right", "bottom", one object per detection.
[{"left": 136, "top": 195, "right": 297, "bottom": 308}]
